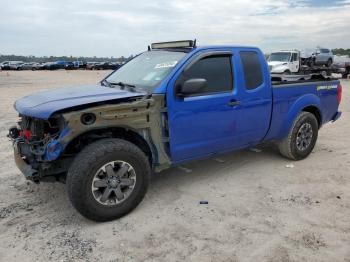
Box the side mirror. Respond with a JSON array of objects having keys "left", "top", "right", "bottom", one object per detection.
[{"left": 178, "top": 78, "right": 207, "bottom": 97}]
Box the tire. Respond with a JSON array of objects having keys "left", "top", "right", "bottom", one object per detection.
[
  {"left": 66, "top": 138, "right": 151, "bottom": 221},
  {"left": 278, "top": 112, "right": 318, "bottom": 160},
  {"left": 283, "top": 70, "right": 291, "bottom": 75}
]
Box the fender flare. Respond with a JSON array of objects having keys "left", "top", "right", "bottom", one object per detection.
[{"left": 279, "top": 94, "right": 322, "bottom": 139}]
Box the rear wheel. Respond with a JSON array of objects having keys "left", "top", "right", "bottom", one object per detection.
[
  {"left": 283, "top": 70, "right": 291, "bottom": 75},
  {"left": 66, "top": 138, "right": 151, "bottom": 221},
  {"left": 278, "top": 112, "right": 318, "bottom": 160}
]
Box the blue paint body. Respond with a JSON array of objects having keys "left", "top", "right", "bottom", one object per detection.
[
  {"left": 44, "top": 126, "right": 70, "bottom": 161},
  {"left": 14, "top": 84, "right": 146, "bottom": 119},
  {"left": 14, "top": 45, "right": 341, "bottom": 165}
]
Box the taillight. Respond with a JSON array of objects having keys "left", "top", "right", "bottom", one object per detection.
[{"left": 337, "top": 84, "right": 342, "bottom": 104}]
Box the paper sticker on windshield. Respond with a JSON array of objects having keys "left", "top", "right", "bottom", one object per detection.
[
  {"left": 317, "top": 85, "right": 338, "bottom": 91},
  {"left": 154, "top": 61, "right": 178, "bottom": 69}
]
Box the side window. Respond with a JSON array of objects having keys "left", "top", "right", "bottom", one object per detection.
[
  {"left": 292, "top": 53, "right": 298, "bottom": 61},
  {"left": 181, "top": 55, "right": 233, "bottom": 94},
  {"left": 240, "top": 51, "right": 263, "bottom": 90}
]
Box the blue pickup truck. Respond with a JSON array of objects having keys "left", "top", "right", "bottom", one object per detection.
[{"left": 8, "top": 40, "right": 342, "bottom": 221}]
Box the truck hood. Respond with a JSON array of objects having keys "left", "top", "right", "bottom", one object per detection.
[
  {"left": 268, "top": 61, "right": 287, "bottom": 67},
  {"left": 14, "top": 84, "right": 147, "bottom": 119}
]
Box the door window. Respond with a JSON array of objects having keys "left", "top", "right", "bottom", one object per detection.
[
  {"left": 292, "top": 53, "right": 298, "bottom": 61},
  {"left": 179, "top": 55, "right": 233, "bottom": 95}
]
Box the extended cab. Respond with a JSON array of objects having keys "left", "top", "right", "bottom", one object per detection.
[{"left": 8, "top": 40, "right": 342, "bottom": 221}]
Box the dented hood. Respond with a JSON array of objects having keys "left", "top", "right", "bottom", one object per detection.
[{"left": 14, "top": 84, "right": 146, "bottom": 119}]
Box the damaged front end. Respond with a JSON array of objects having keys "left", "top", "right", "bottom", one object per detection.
[{"left": 8, "top": 115, "right": 70, "bottom": 182}]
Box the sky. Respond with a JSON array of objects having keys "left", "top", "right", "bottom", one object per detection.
[{"left": 0, "top": 0, "right": 349, "bottom": 57}]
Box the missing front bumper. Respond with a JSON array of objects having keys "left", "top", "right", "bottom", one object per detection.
[{"left": 14, "top": 145, "right": 38, "bottom": 180}]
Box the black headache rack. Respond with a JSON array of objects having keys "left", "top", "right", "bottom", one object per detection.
[{"left": 148, "top": 40, "right": 196, "bottom": 51}]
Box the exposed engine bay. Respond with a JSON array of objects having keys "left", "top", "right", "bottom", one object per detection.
[{"left": 8, "top": 115, "right": 68, "bottom": 181}]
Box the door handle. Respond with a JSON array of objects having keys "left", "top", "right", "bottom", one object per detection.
[{"left": 227, "top": 100, "right": 240, "bottom": 107}]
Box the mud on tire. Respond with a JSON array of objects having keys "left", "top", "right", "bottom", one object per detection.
[
  {"left": 278, "top": 112, "right": 318, "bottom": 160},
  {"left": 66, "top": 138, "right": 151, "bottom": 221}
]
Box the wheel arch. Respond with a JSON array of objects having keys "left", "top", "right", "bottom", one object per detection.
[
  {"left": 63, "top": 126, "right": 155, "bottom": 166},
  {"left": 302, "top": 105, "right": 322, "bottom": 128},
  {"left": 278, "top": 94, "right": 322, "bottom": 139}
]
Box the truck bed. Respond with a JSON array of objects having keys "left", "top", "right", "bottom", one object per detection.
[{"left": 265, "top": 78, "right": 340, "bottom": 141}]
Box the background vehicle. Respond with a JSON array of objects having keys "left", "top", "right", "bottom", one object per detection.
[
  {"left": 18, "top": 62, "right": 43, "bottom": 70},
  {"left": 41, "top": 62, "right": 57, "bottom": 70},
  {"left": 86, "top": 62, "right": 99, "bottom": 70},
  {"left": 9, "top": 40, "right": 342, "bottom": 221},
  {"left": 0, "top": 61, "right": 9, "bottom": 70},
  {"left": 1, "top": 61, "right": 24, "bottom": 70},
  {"left": 314, "top": 47, "right": 333, "bottom": 66},
  {"left": 41, "top": 61, "right": 67, "bottom": 70},
  {"left": 65, "top": 62, "right": 75, "bottom": 70},
  {"left": 65, "top": 61, "right": 87, "bottom": 70},
  {"left": 301, "top": 47, "right": 333, "bottom": 67},
  {"left": 89, "top": 62, "right": 120, "bottom": 70},
  {"left": 76, "top": 61, "right": 87, "bottom": 69},
  {"left": 268, "top": 50, "right": 300, "bottom": 74}
]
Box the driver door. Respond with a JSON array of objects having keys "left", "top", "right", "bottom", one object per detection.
[{"left": 166, "top": 52, "right": 240, "bottom": 162}]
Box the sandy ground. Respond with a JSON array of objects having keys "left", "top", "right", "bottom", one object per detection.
[{"left": 0, "top": 70, "right": 349, "bottom": 262}]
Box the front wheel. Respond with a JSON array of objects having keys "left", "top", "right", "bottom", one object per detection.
[
  {"left": 278, "top": 112, "right": 318, "bottom": 160},
  {"left": 66, "top": 138, "right": 151, "bottom": 221}
]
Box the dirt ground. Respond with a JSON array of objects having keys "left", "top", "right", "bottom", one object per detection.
[{"left": 0, "top": 70, "right": 349, "bottom": 262}]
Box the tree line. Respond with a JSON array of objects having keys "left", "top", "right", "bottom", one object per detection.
[{"left": 332, "top": 49, "right": 350, "bottom": 56}]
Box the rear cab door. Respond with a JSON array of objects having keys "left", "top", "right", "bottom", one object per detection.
[
  {"left": 233, "top": 49, "right": 273, "bottom": 145},
  {"left": 166, "top": 47, "right": 272, "bottom": 163}
]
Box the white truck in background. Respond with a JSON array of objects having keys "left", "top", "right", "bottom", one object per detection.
[
  {"left": 267, "top": 50, "right": 300, "bottom": 74},
  {"left": 268, "top": 49, "right": 350, "bottom": 79}
]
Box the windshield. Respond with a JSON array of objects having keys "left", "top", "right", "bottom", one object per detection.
[
  {"left": 105, "top": 50, "right": 187, "bottom": 92},
  {"left": 269, "top": 52, "right": 291, "bottom": 62}
]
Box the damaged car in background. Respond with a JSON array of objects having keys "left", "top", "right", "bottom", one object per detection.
[{"left": 8, "top": 40, "right": 342, "bottom": 221}]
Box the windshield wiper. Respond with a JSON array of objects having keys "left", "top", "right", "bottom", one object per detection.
[
  {"left": 110, "top": 81, "right": 136, "bottom": 89},
  {"left": 101, "top": 79, "right": 136, "bottom": 89}
]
